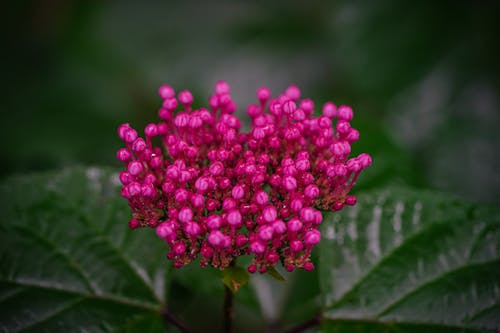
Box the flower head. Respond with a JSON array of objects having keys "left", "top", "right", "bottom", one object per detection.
[{"left": 117, "top": 82, "right": 371, "bottom": 272}]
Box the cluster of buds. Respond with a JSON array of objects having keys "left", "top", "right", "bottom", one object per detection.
[{"left": 117, "top": 81, "right": 371, "bottom": 273}]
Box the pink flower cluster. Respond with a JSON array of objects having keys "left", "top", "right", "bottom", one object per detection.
[{"left": 117, "top": 81, "right": 371, "bottom": 273}]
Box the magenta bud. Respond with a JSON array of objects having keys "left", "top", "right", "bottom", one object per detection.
[
  {"left": 119, "top": 171, "right": 132, "bottom": 185},
  {"left": 282, "top": 176, "right": 297, "bottom": 191},
  {"left": 300, "top": 207, "right": 315, "bottom": 223},
  {"left": 257, "top": 86, "right": 271, "bottom": 101},
  {"left": 248, "top": 264, "right": 257, "bottom": 274},
  {"left": 290, "top": 240, "right": 303, "bottom": 252},
  {"left": 222, "top": 198, "right": 237, "bottom": 211},
  {"left": 258, "top": 225, "right": 274, "bottom": 241},
  {"left": 208, "top": 230, "right": 225, "bottom": 247},
  {"left": 336, "top": 120, "right": 351, "bottom": 134},
  {"left": 157, "top": 221, "right": 174, "bottom": 238},
  {"left": 304, "top": 230, "right": 321, "bottom": 245},
  {"left": 358, "top": 153, "right": 372, "bottom": 168},
  {"left": 262, "top": 205, "right": 277, "bottom": 223},
  {"left": 345, "top": 196, "right": 357, "bottom": 206},
  {"left": 128, "top": 219, "right": 140, "bottom": 229},
  {"left": 178, "top": 207, "right": 194, "bottom": 223},
  {"left": 191, "top": 194, "right": 205, "bottom": 208},
  {"left": 116, "top": 148, "right": 131, "bottom": 162},
  {"left": 249, "top": 241, "right": 266, "bottom": 254},
  {"left": 184, "top": 222, "right": 201, "bottom": 237},
  {"left": 132, "top": 138, "right": 146, "bottom": 152},
  {"left": 290, "top": 199, "right": 303, "bottom": 212},
  {"left": 178, "top": 90, "right": 193, "bottom": 105},
  {"left": 235, "top": 234, "right": 248, "bottom": 247},
  {"left": 118, "top": 123, "right": 131, "bottom": 140},
  {"left": 304, "top": 184, "right": 320, "bottom": 199},
  {"left": 287, "top": 218, "right": 302, "bottom": 232},
  {"left": 300, "top": 99, "right": 314, "bottom": 114},
  {"left": 215, "top": 81, "right": 230, "bottom": 95},
  {"left": 124, "top": 128, "right": 138, "bottom": 143},
  {"left": 322, "top": 102, "right": 337, "bottom": 118},
  {"left": 267, "top": 252, "right": 279, "bottom": 264},
  {"left": 163, "top": 98, "right": 178, "bottom": 111},
  {"left": 254, "top": 190, "right": 269, "bottom": 206},
  {"left": 285, "top": 85, "right": 301, "bottom": 100},
  {"left": 128, "top": 161, "right": 143, "bottom": 176},
  {"left": 206, "top": 215, "right": 222, "bottom": 229},
  {"left": 231, "top": 184, "right": 245, "bottom": 200},
  {"left": 227, "top": 209, "right": 242, "bottom": 226},
  {"left": 174, "top": 242, "right": 186, "bottom": 255},
  {"left": 337, "top": 105, "right": 353, "bottom": 121},
  {"left": 272, "top": 220, "right": 286, "bottom": 234},
  {"left": 158, "top": 85, "right": 175, "bottom": 99},
  {"left": 303, "top": 262, "right": 314, "bottom": 271}
]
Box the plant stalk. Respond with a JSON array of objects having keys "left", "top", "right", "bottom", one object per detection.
[
  {"left": 161, "top": 306, "right": 192, "bottom": 333},
  {"left": 223, "top": 283, "right": 234, "bottom": 333}
]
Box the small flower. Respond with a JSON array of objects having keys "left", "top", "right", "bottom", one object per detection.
[{"left": 116, "top": 81, "right": 371, "bottom": 273}]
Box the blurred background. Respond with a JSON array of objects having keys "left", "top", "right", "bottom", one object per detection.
[
  {"left": 1, "top": 1, "right": 499, "bottom": 331},
  {"left": 2, "top": 0, "right": 499, "bottom": 203}
]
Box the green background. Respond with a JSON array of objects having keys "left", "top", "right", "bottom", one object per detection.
[
  {"left": 1, "top": 1, "right": 499, "bottom": 332},
  {"left": 2, "top": 0, "right": 499, "bottom": 203}
]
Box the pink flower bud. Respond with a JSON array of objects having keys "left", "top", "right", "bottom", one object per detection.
[
  {"left": 322, "top": 102, "right": 337, "bottom": 118},
  {"left": 227, "top": 209, "right": 242, "bottom": 226},
  {"left": 300, "top": 207, "right": 315, "bottom": 223},
  {"left": 290, "top": 198, "right": 303, "bottom": 212},
  {"left": 191, "top": 194, "right": 205, "bottom": 208},
  {"left": 163, "top": 98, "right": 178, "bottom": 111},
  {"left": 118, "top": 123, "right": 131, "bottom": 140},
  {"left": 257, "top": 86, "right": 271, "bottom": 101},
  {"left": 157, "top": 221, "right": 174, "bottom": 238},
  {"left": 119, "top": 171, "right": 132, "bottom": 185},
  {"left": 215, "top": 81, "right": 230, "bottom": 95},
  {"left": 337, "top": 105, "right": 353, "bottom": 121},
  {"left": 287, "top": 218, "right": 302, "bottom": 232},
  {"left": 304, "top": 184, "right": 320, "bottom": 199},
  {"left": 178, "top": 207, "right": 193, "bottom": 223},
  {"left": 184, "top": 222, "right": 201, "bottom": 237},
  {"left": 116, "top": 148, "right": 131, "bottom": 162},
  {"left": 258, "top": 225, "right": 274, "bottom": 241},
  {"left": 158, "top": 85, "right": 175, "bottom": 99},
  {"left": 249, "top": 241, "right": 266, "bottom": 254},
  {"left": 206, "top": 215, "right": 222, "bottom": 229},
  {"left": 290, "top": 240, "right": 303, "bottom": 252},
  {"left": 358, "top": 153, "right": 372, "bottom": 168},
  {"left": 282, "top": 176, "right": 297, "bottom": 191},
  {"left": 174, "top": 242, "right": 186, "bottom": 255},
  {"left": 254, "top": 190, "right": 269, "bottom": 206},
  {"left": 304, "top": 262, "right": 314, "bottom": 271},
  {"left": 304, "top": 230, "right": 321, "bottom": 245},
  {"left": 231, "top": 184, "right": 245, "bottom": 200},
  {"left": 208, "top": 230, "right": 225, "bottom": 247},
  {"left": 300, "top": 99, "right": 314, "bottom": 114},
  {"left": 129, "top": 219, "right": 140, "bottom": 229},
  {"left": 128, "top": 161, "right": 143, "bottom": 176},
  {"left": 178, "top": 90, "right": 193, "bottom": 105},
  {"left": 124, "top": 128, "right": 138, "bottom": 143},
  {"left": 262, "top": 205, "right": 277, "bottom": 223},
  {"left": 272, "top": 220, "right": 286, "bottom": 234},
  {"left": 285, "top": 85, "right": 301, "bottom": 100},
  {"left": 282, "top": 100, "right": 297, "bottom": 114}
]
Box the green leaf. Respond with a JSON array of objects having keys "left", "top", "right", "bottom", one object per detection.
[
  {"left": 0, "top": 167, "right": 171, "bottom": 332},
  {"left": 266, "top": 267, "right": 286, "bottom": 283},
  {"left": 222, "top": 266, "right": 250, "bottom": 293},
  {"left": 319, "top": 187, "right": 500, "bottom": 332}
]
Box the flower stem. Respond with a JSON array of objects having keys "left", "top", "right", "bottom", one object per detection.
[
  {"left": 281, "top": 313, "right": 321, "bottom": 333},
  {"left": 161, "top": 306, "right": 192, "bottom": 333},
  {"left": 223, "top": 283, "right": 234, "bottom": 333}
]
